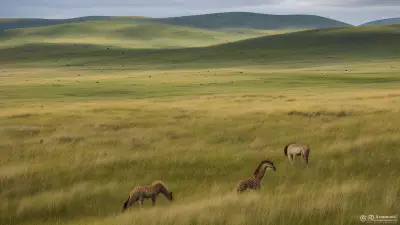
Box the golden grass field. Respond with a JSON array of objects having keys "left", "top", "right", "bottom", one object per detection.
[{"left": 0, "top": 22, "right": 399, "bottom": 225}]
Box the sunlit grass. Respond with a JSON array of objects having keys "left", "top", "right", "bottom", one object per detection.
[
  {"left": 0, "top": 20, "right": 288, "bottom": 49},
  {"left": 0, "top": 23, "right": 399, "bottom": 225}
]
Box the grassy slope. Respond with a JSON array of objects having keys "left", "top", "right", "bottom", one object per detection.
[
  {"left": 0, "top": 16, "right": 111, "bottom": 31},
  {"left": 361, "top": 17, "right": 400, "bottom": 26},
  {"left": 1, "top": 24, "right": 399, "bottom": 68},
  {"left": 0, "top": 24, "right": 399, "bottom": 225},
  {"left": 0, "top": 20, "right": 287, "bottom": 50},
  {"left": 153, "top": 12, "right": 352, "bottom": 30}
]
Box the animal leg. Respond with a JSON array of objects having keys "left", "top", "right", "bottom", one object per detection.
[
  {"left": 288, "top": 154, "right": 294, "bottom": 165},
  {"left": 304, "top": 151, "right": 309, "bottom": 165},
  {"left": 138, "top": 196, "right": 144, "bottom": 210},
  {"left": 151, "top": 196, "right": 156, "bottom": 206}
]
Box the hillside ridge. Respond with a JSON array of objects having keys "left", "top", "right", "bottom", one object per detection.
[
  {"left": 361, "top": 17, "right": 400, "bottom": 26},
  {"left": 1, "top": 12, "right": 352, "bottom": 31}
]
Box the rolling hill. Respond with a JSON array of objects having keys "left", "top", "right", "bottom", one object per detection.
[
  {"left": 152, "top": 12, "right": 352, "bottom": 30},
  {"left": 0, "top": 12, "right": 352, "bottom": 32},
  {"left": 361, "top": 17, "right": 400, "bottom": 26},
  {"left": 0, "top": 16, "right": 111, "bottom": 31},
  {"left": 0, "top": 20, "right": 284, "bottom": 49},
  {"left": 0, "top": 24, "right": 398, "bottom": 68},
  {"left": 1, "top": 12, "right": 400, "bottom": 225}
]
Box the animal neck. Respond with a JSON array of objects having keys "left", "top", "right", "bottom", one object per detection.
[
  {"left": 157, "top": 184, "right": 170, "bottom": 199},
  {"left": 254, "top": 163, "right": 269, "bottom": 181}
]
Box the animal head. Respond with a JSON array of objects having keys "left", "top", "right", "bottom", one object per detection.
[
  {"left": 261, "top": 159, "right": 276, "bottom": 171},
  {"left": 253, "top": 159, "right": 276, "bottom": 177}
]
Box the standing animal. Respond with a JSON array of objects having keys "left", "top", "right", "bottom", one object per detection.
[
  {"left": 122, "top": 180, "right": 173, "bottom": 211},
  {"left": 284, "top": 143, "right": 310, "bottom": 165},
  {"left": 236, "top": 160, "right": 276, "bottom": 194}
]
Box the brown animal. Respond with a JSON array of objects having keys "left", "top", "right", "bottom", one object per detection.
[
  {"left": 284, "top": 143, "right": 310, "bottom": 165},
  {"left": 122, "top": 180, "right": 172, "bottom": 211},
  {"left": 236, "top": 160, "right": 276, "bottom": 194}
]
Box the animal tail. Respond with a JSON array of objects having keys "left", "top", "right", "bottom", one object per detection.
[
  {"left": 284, "top": 144, "right": 290, "bottom": 156},
  {"left": 122, "top": 196, "right": 130, "bottom": 212}
]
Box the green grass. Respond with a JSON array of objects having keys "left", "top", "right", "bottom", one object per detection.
[
  {"left": 0, "top": 20, "right": 287, "bottom": 50},
  {"left": 0, "top": 23, "right": 399, "bottom": 225},
  {"left": 0, "top": 16, "right": 110, "bottom": 31},
  {"left": 1, "top": 24, "right": 398, "bottom": 69}
]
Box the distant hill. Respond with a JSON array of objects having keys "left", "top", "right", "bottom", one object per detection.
[
  {"left": 361, "top": 17, "right": 400, "bottom": 26},
  {"left": 1, "top": 24, "right": 398, "bottom": 68},
  {"left": 152, "top": 12, "right": 352, "bottom": 30},
  {"left": 0, "top": 12, "right": 352, "bottom": 31},
  {"left": 0, "top": 20, "right": 276, "bottom": 49},
  {"left": 0, "top": 16, "right": 110, "bottom": 31}
]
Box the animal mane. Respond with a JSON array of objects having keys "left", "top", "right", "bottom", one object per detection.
[
  {"left": 252, "top": 160, "right": 273, "bottom": 177},
  {"left": 151, "top": 180, "right": 168, "bottom": 189}
]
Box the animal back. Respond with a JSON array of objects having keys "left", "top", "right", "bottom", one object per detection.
[{"left": 287, "top": 143, "right": 309, "bottom": 154}]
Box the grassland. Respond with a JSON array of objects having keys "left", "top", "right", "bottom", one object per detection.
[
  {"left": 0, "top": 20, "right": 297, "bottom": 50},
  {"left": 0, "top": 16, "right": 111, "bottom": 31},
  {"left": 0, "top": 22, "right": 399, "bottom": 225}
]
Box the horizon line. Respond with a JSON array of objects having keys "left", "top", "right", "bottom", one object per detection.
[{"left": 1, "top": 11, "right": 398, "bottom": 26}]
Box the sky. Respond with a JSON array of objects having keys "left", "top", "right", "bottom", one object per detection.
[{"left": 1, "top": 0, "right": 399, "bottom": 25}]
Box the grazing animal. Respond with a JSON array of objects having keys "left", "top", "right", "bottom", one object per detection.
[
  {"left": 284, "top": 143, "right": 310, "bottom": 165},
  {"left": 122, "top": 180, "right": 173, "bottom": 211},
  {"left": 236, "top": 160, "right": 276, "bottom": 194}
]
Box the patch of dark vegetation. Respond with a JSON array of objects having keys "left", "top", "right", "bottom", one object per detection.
[
  {"left": 97, "top": 122, "right": 137, "bottom": 131},
  {"left": 7, "top": 113, "right": 35, "bottom": 119},
  {"left": 57, "top": 136, "right": 85, "bottom": 143},
  {"left": 90, "top": 108, "right": 141, "bottom": 114},
  {"left": 131, "top": 136, "right": 151, "bottom": 148},
  {"left": 172, "top": 114, "right": 191, "bottom": 119},
  {"left": 242, "top": 94, "right": 260, "bottom": 98},
  {"left": 165, "top": 130, "right": 191, "bottom": 140},
  {"left": 99, "top": 139, "right": 121, "bottom": 146},
  {"left": 288, "top": 110, "right": 353, "bottom": 117},
  {"left": 5, "top": 126, "right": 42, "bottom": 137}
]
